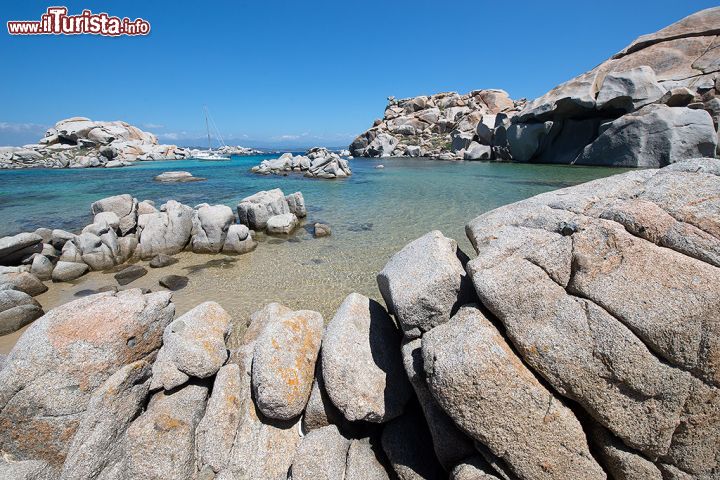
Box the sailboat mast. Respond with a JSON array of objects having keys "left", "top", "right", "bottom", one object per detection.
[{"left": 204, "top": 107, "right": 211, "bottom": 151}]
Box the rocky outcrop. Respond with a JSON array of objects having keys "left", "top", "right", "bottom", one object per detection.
[
  {"left": 252, "top": 147, "right": 352, "bottom": 178},
  {"left": 351, "top": 8, "right": 720, "bottom": 166},
  {"left": 350, "top": 90, "right": 524, "bottom": 160},
  {"left": 237, "top": 188, "right": 306, "bottom": 234},
  {"left": 153, "top": 171, "right": 206, "bottom": 183},
  {"left": 0, "top": 117, "right": 190, "bottom": 169}
]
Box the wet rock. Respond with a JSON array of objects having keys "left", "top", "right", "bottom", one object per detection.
[
  {"left": 60, "top": 360, "right": 152, "bottom": 480},
  {"left": 149, "top": 254, "right": 178, "bottom": 268},
  {"left": 196, "top": 364, "right": 243, "bottom": 473},
  {"left": 290, "top": 424, "right": 350, "bottom": 480},
  {"left": 0, "top": 271, "right": 48, "bottom": 296},
  {"left": 113, "top": 264, "right": 148, "bottom": 285},
  {"left": 377, "top": 230, "right": 472, "bottom": 338},
  {"left": 136, "top": 200, "right": 194, "bottom": 259},
  {"left": 0, "top": 290, "right": 174, "bottom": 466},
  {"left": 422, "top": 304, "right": 605, "bottom": 480},
  {"left": 122, "top": 384, "right": 208, "bottom": 480},
  {"left": 222, "top": 224, "right": 257, "bottom": 254},
  {"left": 237, "top": 188, "right": 290, "bottom": 231},
  {"left": 322, "top": 293, "right": 411, "bottom": 423},
  {"left": 0, "top": 232, "right": 43, "bottom": 265},
  {"left": 51, "top": 261, "right": 88, "bottom": 282},
  {"left": 191, "top": 204, "right": 235, "bottom": 253},
  {"left": 252, "top": 309, "right": 323, "bottom": 420},
  {"left": 159, "top": 274, "right": 188, "bottom": 291},
  {"left": 266, "top": 213, "right": 298, "bottom": 234},
  {"left": 381, "top": 404, "right": 445, "bottom": 480},
  {"left": 313, "top": 223, "right": 331, "bottom": 237},
  {"left": 0, "top": 289, "right": 44, "bottom": 335},
  {"left": 151, "top": 301, "right": 230, "bottom": 390}
]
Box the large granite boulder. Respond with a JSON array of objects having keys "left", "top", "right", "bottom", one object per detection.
[
  {"left": 576, "top": 105, "right": 717, "bottom": 166},
  {"left": 237, "top": 188, "right": 290, "bottom": 231},
  {"left": 321, "top": 293, "right": 412, "bottom": 423},
  {"left": 136, "top": 200, "right": 194, "bottom": 259},
  {"left": 91, "top": 194, "right": 138, "bottom": 236},
  {"left": 0, "top": 290, "right": 174, "bottom": 466},
  {"left": 252, "top": 309, "right": 323, "bottom": 420},
  {"left": 0, "top": 232, "right": 43, "bottom": 265},
  {"left": 222, "top": 224, "right": 257, "bottom": 254},
  {"left": 0, "top": 270, "right": 48, "bottom": 296},
  {"left": 422, "top": 304, "right": 605, "bottom": 480},
  {"left": 191, "top": 204, "right": 235, "bottom": 253},
  {"left": 151, "top": 301, "right": 230, "bottom": 390},
  {"left": 377, "top": 230, "right": 474, "bottom": 338},
  {"left": 465, "top": 158, "right": 720, "bottom": 476}
]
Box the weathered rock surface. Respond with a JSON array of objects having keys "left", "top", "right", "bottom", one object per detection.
[
  {"left": 51, "top": 261, "right": 88, "bottom": 282},
  {"left": 0, "top": 232, "right": 43, "bottom": 265},
  {"left": 151, "top": 301, "right": 230, "bottom": 390},
  {"left": 252, "top": 309, "right": 323, "bottom": 420},
  {"left": 154, "top": 171, "right": 206, "bottom": 182},
  {"left": 465, "top": 157, "right": 720, "bottom": 476},
  {"left": 60, "top": 360, "right": 152, "bottom": 480},
  {"left": 113, "top": 264, "right": 148, "bottom": 285},
  {"left": 450, "top": 457, "right": 502, "bottom": 480},
  {"left": 345, "top": 437, "right": 393, "bottom": 480},
  {"left": 0, "top": 289, "right": 44, "bottom": 335},
  {"left": 290, "top": 424, "right": 351, "bottom": 480},
  {"left": 266, "top": 212, "right": 299, "bottom": 234},
  {"left": 149, "top": 254, "right": 178, "bottom": 268},
  {"left": 191, "top": 204, "right": 235, "bottom": 253},
  {"left": 136, "top": 200, "right": 194, "bottom": 258},
  {"left": 321, "top": 293, "right": 411, "bottom": 423},
  {"left": 0, "top": 270, "right": 48, "bottom": 296},
  {"left": 302, "top": 361, "right": 344, "bottom": 431},
  {"left": 91, "top": 194, "right": 138, "bottom": 236},
  {"left": 313, "top": 222, "right": 331, "bottom": 237},
  {"left": 159, "top": 274, "right": 189, "bottom": 291},
  {"left": 222, "top": 224, "right": 257, "bottom": 254},
  {"left": 377, "top": 230, "right": 473, "bottom": 338},
  {"left": 196, "top": 363, "right": 242, "bottom": 473},
  {"left": 422, "top": 304, "right": 605, "bottom": 480},
  {"left": 0, "top": 290, "right": 174, "bottom": 466},
  {"left": 237, "top": 188, "right": 290, "bottom": 231}
]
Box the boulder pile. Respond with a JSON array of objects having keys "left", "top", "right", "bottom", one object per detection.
[
  {"left": 252, "top": 147, "right": 352, "bottom": 178},
  {"left": 0, "top": 117, "right": 191, "bottom": 169},
  {"left": 0, "top": 188, "right": 308, "bottom": 334},
  {"left": 351, "top": 7, "right": 720, "bottom": 167},
  {"left": 1, "top": 157, "right": 717, "bottom": 479}
]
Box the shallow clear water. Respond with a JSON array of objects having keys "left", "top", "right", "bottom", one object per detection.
[{"left": 0, "top": 156, "right": 627, "bottom": 352}]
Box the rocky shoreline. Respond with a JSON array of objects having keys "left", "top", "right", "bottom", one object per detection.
[
  {"left": 350, "top": 8, "right": 720, "bottom": 167},
  {"left": 251, "top": 147, "right": 352, "bottom": 179},
  {"left": 0, "top": 188, "right": 312, "bottom": 337},
  {"left": 0, "top": 157, "right": 718, "bottom": 479}
]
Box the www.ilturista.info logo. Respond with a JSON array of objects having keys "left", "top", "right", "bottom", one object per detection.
[{"left": 7, "top": 7, "right": 150, "bottom": 36}]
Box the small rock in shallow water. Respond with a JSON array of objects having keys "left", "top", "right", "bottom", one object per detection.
[
  {"left": 375, "top": 164, "right": 385, "bottom": 169},
  {"left": 149, "top": 254, "right": 178, "bottom": 268},
  {"left": 153, "top": 171, "right": 206, "bottom": 183},
  {"left": 114, "top": 265, "right": 148, "bottom": 286},
  {"left": 313, "top": 223, "right": 331, "bottom": 238},
  {"left": 159, "top": 274, "right": 189, "bottom": 291}
]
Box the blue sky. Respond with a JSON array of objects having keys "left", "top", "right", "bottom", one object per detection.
[{"left": 1, "top": 1, "right": 717, "bottom": 148}]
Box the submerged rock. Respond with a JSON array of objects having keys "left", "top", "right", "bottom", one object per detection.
[{"left": 313, "top": 223, "right": 331, "bottom": 237}]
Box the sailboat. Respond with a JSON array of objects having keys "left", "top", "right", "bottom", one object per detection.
[{"left": 196, "top": 106, "right": 230, "bottom": 161}]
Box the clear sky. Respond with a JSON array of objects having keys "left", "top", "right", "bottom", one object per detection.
[{"left": 1, "top": 0, "right": 717, "bottom": 148}]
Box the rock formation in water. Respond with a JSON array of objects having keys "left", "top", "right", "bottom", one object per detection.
[
  {"left": 252, "top": 147, "right": 352, "bottom": 179},
  {"left": 1, "top": 157, "right": 717, "bottom": 479},
  {"left": 0, "top": 117, "right": 191, "bottom": 169},
  {"left": 351, "top": 7, "right": 720, "bottom": 167}
]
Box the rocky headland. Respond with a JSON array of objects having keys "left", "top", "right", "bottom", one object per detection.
[
  {"left": 0, "top": 156, "right": 717, "bottom": 479},
  {"left": 252, "top": 147, "right": 352, "bottom": 179},
  {"left": 350, "top": 7, "right": 720, "bottom": 167}
]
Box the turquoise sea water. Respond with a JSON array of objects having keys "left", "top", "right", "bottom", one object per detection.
[
  {"left": 0, "top": 155, "right": 628, "bottom": 351},
  {"left": 0, "top": 155, "right": 625, "bottom": 241}
]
